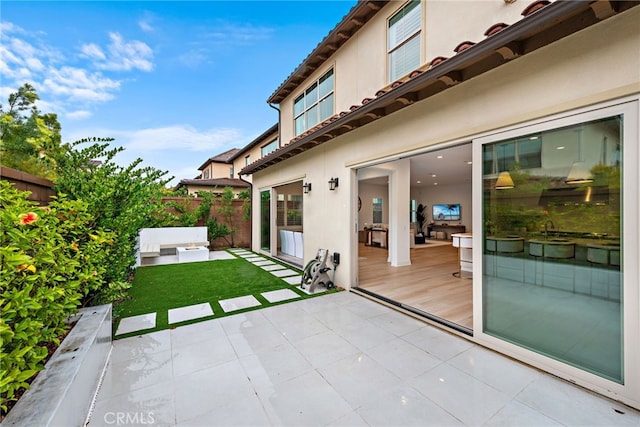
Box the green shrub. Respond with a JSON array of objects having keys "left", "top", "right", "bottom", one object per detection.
[
  {"left": 0, "top": 181, "right": 114, "bottom": 412},
  {"left": 53, "top": 139, "right": 174, "bottom": 291}
]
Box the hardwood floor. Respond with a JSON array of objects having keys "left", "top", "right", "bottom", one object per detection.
[{"left": 357, "top": 242, "right": 473, "bottom": 330}]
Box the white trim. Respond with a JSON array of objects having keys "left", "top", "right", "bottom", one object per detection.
[{"left": 472, "top": 96, "right": 640, "bottom": 409}]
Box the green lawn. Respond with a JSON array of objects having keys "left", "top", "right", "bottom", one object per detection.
[{"left": 113, "top": 251, "right": 335, "bottom": 338}]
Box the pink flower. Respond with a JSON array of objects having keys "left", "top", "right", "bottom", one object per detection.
[{"left": 18, "top": 212, "right": 39, "bottom": 225}]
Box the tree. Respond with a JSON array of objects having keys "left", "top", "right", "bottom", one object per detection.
[
  {"left": 0, "top": 84, "right": 63, "bottom": 179},
  {"left": 52, "top": 139, "right": 174, "bottom": 291},
  {"left": 218, "top": 187, "right": 237, "bottom": 246}
]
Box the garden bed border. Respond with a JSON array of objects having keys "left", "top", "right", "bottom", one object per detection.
[{"left": 2, "top": 304, "right": 112, "bottom": 426}]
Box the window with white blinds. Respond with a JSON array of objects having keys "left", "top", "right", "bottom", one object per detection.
[
  {"left": 294, "top": 68, "right": 334, "bottom": 136},
  {"left": 388, "top": 0, "right": 421, "bottom": 82}
]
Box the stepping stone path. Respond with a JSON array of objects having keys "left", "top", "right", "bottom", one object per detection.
[
  {"left": 219, "top": 295, "right": 261, "bottom": 313},
  {"left": 262, "top": 288, "right": 300, "bottom": 303},
  {"left": 168, "top": 302, "right": 213, "bottom": 324},
  {"left": 115, "top": 313, "right": 156, "bottom": 336},
  {"left": 270, "top": 268, "right": 299, "bottom": 278},
  {"left": 115, "top": 249, "right": 324, "bottom": 336}
]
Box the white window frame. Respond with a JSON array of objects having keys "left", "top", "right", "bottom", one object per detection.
[
  {"left": 245, "top": 155, "right": 250, "bottom": 166},
  {"left": 261, "top": 139, "right": 278, "bottom": 157},
  {"left": 472, "top": 97, "right": 640, "bottom": 409},
  {"left": 293, "top": 68, "right": 334, "bottom": 136},
  {"left": 388, "top": 0, "right": 422, "bottom": 82}
]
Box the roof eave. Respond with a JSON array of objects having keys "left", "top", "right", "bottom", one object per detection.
[
  {"left": 267, "top": 1, "right": 387, "bottom": 105},
  {"left": 242, "top": 0, "right": 636, "bottom": 176}
]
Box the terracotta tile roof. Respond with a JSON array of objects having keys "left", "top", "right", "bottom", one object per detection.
[
  {"left": 522, "top": 0, "right": 551, "bottom": 16},
  {"left": 241, "top": 0, "right": 639, "bottom": 176}
]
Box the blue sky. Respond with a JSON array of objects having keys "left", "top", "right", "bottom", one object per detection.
[{"left": 1, "top": 0, "right": 356, "bottom": 185}]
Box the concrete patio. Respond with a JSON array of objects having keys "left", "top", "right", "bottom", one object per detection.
[{"left": 87, "top": 291, "right": 639, "bottom": 426}]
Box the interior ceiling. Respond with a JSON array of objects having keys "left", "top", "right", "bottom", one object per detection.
[{"left": 360, "top": 143, "right": 472, "bottom": 187}]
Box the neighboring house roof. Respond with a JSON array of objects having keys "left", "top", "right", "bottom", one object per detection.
[
  {"left": 198, "top": 148, "right": 240, "bottom": 170},
  {"left": 241, "top": 0, "right": 638, "bottom": 176},
  {"left": 176, "top": 178, "right": 250, "bottom": 190},
  {"left": 228, "top": 123, "right": 278, "bottom": 162}
]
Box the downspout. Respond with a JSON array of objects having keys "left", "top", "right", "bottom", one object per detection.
[
  {"left": 241, "top": 102, "right": 279, "bottom": 253},
  {"left": 268, "top": 102, "right": 281, "bottom": 149}
]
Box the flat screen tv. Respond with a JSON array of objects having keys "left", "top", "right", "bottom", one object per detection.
[{"left": 432, "top": 204, "right": 461, "bottom": 221}]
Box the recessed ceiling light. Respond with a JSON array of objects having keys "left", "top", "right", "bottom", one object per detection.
[
  {"left": 433, "top": 182, "right": 438, "bottom": 186},
  {"left": 556, "top": 146, "right": 565, "bottom": 150},
  {"left": 431, "top": 174, "right": 437, "bottom": 178},
  {"left": 467, "top": 161, "right": 472, "bottom": 165},
  {"left": 416, "top": 180, "right": 421, "bottom": 184},
  {"left": 530, "top": 136, "right": 539, "bottom": 140},
  {"left": 437, "top": 155, "right": 443, "bottom": 159}
]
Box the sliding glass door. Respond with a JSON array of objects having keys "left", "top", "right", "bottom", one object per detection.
[
  {"left": 260, "top": 190, "right": 271, "bottom": 252},
  {"left": 481, "top": 111, "right": 625, "bottom": 382}
]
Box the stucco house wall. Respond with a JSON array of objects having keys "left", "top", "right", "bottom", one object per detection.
[
  {"left": 249, "top": 2, "right": 640, "bottom": 409},
  {"left": 253, "top": 5, "right": 639, "bottom": 284},
  {"left": 277, "top": 0, "right": 525, "bottom": 145}
]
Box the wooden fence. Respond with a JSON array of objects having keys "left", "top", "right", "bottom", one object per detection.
[
  {"left": 0, "top": 169, "right": 251, "bottom": 249},
  {"left": 161, "top": 197, "right": 251, "bottom": 249},
  {"left": 1, "top": 166, "right": 56, "bottom": 205}
]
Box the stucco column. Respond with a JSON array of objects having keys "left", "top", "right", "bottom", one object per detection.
[{"left": 389, "top": 158, "right": 411, "bottom": 267}]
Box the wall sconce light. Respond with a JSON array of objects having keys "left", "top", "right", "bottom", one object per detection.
[
  {"left": 303, "top": 182, "right": 312, "bottom": 194},
  {"left": 328, "top": 177, "right": 339, "bottom": 191},
  {"left": 495, "top": 171, "right": 515, "bottom": 190}
]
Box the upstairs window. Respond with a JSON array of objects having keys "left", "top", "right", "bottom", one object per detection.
[
  {"left": 261, "top": 139, "right": 278, "bottom": 157},
  {"left": 203, "top": 170, "right": 210, "bottom": 179},
  {"left": 245, "top": 155, "right": 251, "bottom": 166},
  {"left": 294, "top": 69, "right": 334, "bottom": 136},
  {"left": 229, "top": 167, "right": 234, "bottom": 178},
  {"left": 388, "top": 0, "right": 421, "bottom": 82}
]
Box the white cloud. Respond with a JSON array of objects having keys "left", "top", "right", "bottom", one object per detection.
[
  {"left": 138, "top": 11, "right": 158, "bottom": 33},
  {"left": 1, "top": 21, "right": 130, "bottom": 119},
  {"left": 0, "top": 21, "right": 28, "bottom": 36},
  {"left": 65, "top": 110, "right": 92, "bottom": 120},
  {"left": 124, "top": 125, "right": 243, "bottom": 152},
  {"left": 81, "top": 43, "right": 106, "bottom": 61},
  {"left": 88, "top": 32, "right": 154, "bottom": 72},
  {"left": 204, "top": 22, "right": 273, "bottom": 46},
  {"left": 139, "top": 20, "right": 154, "bottom": 32},
  {"left": 177, "top": 49, "right": 210, "bottom": 68},
  {"left": 0, "top": 33, "right": 47, "bottom": 80},
  {"left": 62, "top": 124, "right": 247, "bottom": 187},
  {"left": 64, "top": 124, "right": 247, "bottom": 154},
  {"left": 42, "top": 66, "right": 120, "bottom": 102}
]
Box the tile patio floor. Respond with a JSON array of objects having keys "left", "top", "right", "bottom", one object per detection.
[{"left": 88, "top": 292, "right": 639, "bottom": 426}]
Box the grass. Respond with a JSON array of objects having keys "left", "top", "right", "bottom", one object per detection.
[{"left": 113, "top": 251, "right": 335, "bottom": 338}]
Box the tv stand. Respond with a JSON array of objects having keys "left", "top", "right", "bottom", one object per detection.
[{"left": 427, "top": 224, "right": 465, "bottom": 240}]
